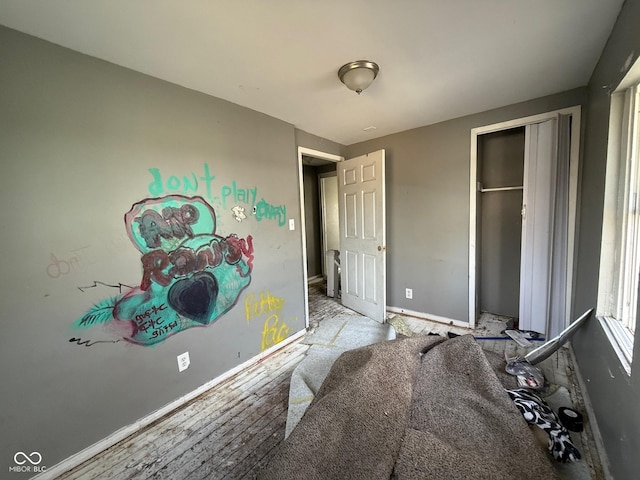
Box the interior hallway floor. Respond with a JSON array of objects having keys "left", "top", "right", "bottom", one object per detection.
[{"left": 55, "top": 282, "right": 605, "bottom": 479}]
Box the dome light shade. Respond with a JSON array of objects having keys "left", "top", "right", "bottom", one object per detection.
[{"left": 338, "top": 60, "right": 379, "bottom": 94}]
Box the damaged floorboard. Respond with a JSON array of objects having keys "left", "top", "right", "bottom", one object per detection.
[{"left": 58, "top": 341, "right": 309, "bottom": 480}]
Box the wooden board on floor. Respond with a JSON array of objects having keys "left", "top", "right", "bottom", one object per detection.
[{"left": 58, "top": 342, "right": 308, "bottom": 480}]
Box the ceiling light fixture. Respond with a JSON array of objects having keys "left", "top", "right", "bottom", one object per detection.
[{"left": 338, "top": 60, "right": 379, "bottom": 95}]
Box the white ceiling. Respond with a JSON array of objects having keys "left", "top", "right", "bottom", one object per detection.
[{"left": 0, "top": 1, "right": 624, "bottom": 145}]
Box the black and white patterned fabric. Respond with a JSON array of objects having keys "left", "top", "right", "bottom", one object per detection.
[{"left": 506, "top": 388, "right": 581, "bottom": 463}]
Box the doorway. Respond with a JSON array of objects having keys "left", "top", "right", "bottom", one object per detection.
[
  {"left": 297, "top": 147, "right": 387, "bottom": 326},
  {"left": 469, "top": 107, "right": 581, "bottom": 338},
  {"left": 297, "top": 147, "right": 343, "bottom": 328},
  {"left": 477, "top": 126, "right": 525, "bottom": 319}
]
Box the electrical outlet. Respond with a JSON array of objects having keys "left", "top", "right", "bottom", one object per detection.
[
  {"left": 177, "top": 352, "right": 190, "bottom": 372},
  {"left": 289, "top": 218, "right": 295, "bottom": 230},
  {"left": 405, "top": 288, "right": 413, "bottom": 299}
]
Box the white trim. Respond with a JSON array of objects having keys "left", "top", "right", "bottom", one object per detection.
[
  {"left": 471, "top": 107, "right": 580, "bottom": 135},
  {"left": 469, "top": 132, "right": 478, "bottom": 328},
  {"left": 33, "top": 331, "right": 306, "bottom": 480},
  {"left": 598, "top": 93, "right": 625, "bottom": 313},
  {"left": 597, "top": 78, "right": 639, "bottom": 371},
  {"left": 469, "top": 106, "right": 581, "bottom": 329},
  {"left": 298, "top": 147, "right": 343, "bottom": 164},
  {"left": 386, "top": 306, "right": 472, "bottom": 329},
  {"left": 318, "top": 171, "right": 338, "bottom": 276},
  {"left": 599, "top": 316, "right": 633, "bottom": 375},
  {"left": 297, "top": 147, "right": 344, "bottom": 329}
]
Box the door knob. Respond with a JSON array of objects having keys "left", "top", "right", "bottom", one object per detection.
[{"left": 377, "top": 245, "right": 386, "bottom": 251}]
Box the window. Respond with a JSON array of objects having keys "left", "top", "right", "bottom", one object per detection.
[{"left": 598, "top": 78, "right": 640, "bottom": 375}]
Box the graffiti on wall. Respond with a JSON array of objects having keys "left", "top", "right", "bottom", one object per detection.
[
  {"left": 46, "top": 246, "right": 92, "bottom": 279},
  {"left": 72, "top": 195, "right": 254, "bottom": 346},
  {"left": 260, "top": 315, "right": 290, "bottom": 351},
  {"left": 69, "top": 337, "right": 122, "bottom": 347},
  {"left": 244, "top": 291, "right": 292, "bottom": 351},
  {"left": 146, "top": 164, "right": 288, "bottom": 227}
]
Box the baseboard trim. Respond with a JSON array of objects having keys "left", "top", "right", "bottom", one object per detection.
[
  {"left": 33, "top": 329, "right": 307, "bottom": 480},
  {"left": 307, "top": 275, "right": 323, "bottom": 285},
  {"left": 386, "top": 306, "right": 471, "bottom": 329},
  {"left": 568, "top": 345, "right": 613, "bottom": 479}
]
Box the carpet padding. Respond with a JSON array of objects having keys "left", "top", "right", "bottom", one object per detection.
[{"left": 259, "top": 334, "right": 559, "bottom": 480}]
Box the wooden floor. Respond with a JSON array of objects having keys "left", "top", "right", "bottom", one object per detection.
[
  {"left": 57, "top": 284, "right": 344, "bottom": 480},
  {"left": 58, "top": 341, "right": 309, "bottom": 480},
  {"left": 57, "top": 283, "right": 603, "bottom": 479}
]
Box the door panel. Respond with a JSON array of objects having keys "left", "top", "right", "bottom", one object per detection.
[
  {"left": 520, "top": 115, "right": 571, "bottom": 338},
  {"left": 363, "top": 253, "right": 377, "bottom": 302},
  {"left": 363, "top": 191, "right": 376, "bottom": 238},
  {"left": 338, "top": 150, "right": 386, "bottom": 322},
  {"left": 520, "top": 118, "right": 558, "bottom": 335},
  {"left": 345, "top": 192, "right": 357, "bottom": 237},
  {"left": 548, "top": 114, "right": 571, "bottom": 338},
  {"left": 345, "top": 250, "right": 358, "bottom": 295}
]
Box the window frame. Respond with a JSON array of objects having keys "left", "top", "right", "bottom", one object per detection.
[{"left": 597, "top": 82, "right": 640, "bottom": 376}]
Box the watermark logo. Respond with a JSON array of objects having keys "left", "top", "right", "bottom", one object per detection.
[{"left": 9, "top": 452, "right": 46, "bottom": 473}]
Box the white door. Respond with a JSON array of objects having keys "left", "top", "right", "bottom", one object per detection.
[
  {"left": 338, "top": 150, "right": 386, "bottom": 322},
  {"left": 519, "top": 115, "right": 570, "bottom": 337},
  {"left": 469, "top": 107, "right": 579, "bottom": 333}
]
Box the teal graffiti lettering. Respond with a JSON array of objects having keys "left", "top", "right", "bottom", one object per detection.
[
  {"left": 166, "top": 175, "right": 181, "bottom": 191},
  {"left": 148, "top": 168, "right": 164, "bottom": 196},
  {"left": 147, "top": 164, "right": 215, "bottom": 198},
  {"left": 254, "top": 198, "right": 287, "bottom": 227},
  {"left": 199, "top": 163, "right": 216, "bottom": 200},
  {"left": 221, "top": 181, "right": 258, "bottom": 209}
]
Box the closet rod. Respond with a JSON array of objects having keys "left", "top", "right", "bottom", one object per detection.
[{"left": 480, "top": 185, "right": 524, "bottom": 193}]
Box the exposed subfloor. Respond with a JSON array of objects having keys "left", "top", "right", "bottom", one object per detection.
[
  {"left": 56, "top": 283, "right": 604, "bottom": 479},
  {"left": 57, "top": 341, "right": 310, "bottom": 480}
]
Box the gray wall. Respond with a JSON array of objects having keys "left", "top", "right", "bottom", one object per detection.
[
  {"left": 572, "top": 0, "right": 640, "bottom": 477},
  {"left": 345, "top": 88, "right": 586, "bottom": 321},
  {"left": 0, "top": 26, "right": 318, "bottom": 474},
  {"left": 303, "top": 165, "right": 322, "bottom": 277},
  {"left": 478, "top": 128, "right": 525, "bottom": 318}
]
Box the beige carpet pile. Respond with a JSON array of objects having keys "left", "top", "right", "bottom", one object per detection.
[{"left": 259, "top": 334, "right": 558, "bottom": 480}]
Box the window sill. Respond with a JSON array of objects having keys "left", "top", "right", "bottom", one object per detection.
[{"left": 598, "top": 315, "right": 633, "bottom": 376}]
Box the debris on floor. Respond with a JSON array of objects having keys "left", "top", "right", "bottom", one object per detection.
[
  {"left": 507, "top": 388, "right": 582, "bottom": 463},
  {"left": 387, "top": 314, "right": 414, "bottom": 337},
  {"left": 524, "top": 309, "right": 593, "bottom": 365},
  {"left": 505, "top": 355, "right": 546, "bottom": 389},
  {"left": 505, "top": 329, "right": 535, "bottom": 347},
  {"left": 383, "top": 310, "right": 602, "bottom": 479}
]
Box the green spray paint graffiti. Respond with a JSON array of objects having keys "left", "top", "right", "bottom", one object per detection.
[
  {"left": 146, "top": 164, "right": 287, "bottom": 226},
  {"left": 72, "top": 195, "right": 254, "bottom": 346}
]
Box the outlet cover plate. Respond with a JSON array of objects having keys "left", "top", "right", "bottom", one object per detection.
[{"left": 177, "top": 352, "right": 190, "bottom": 372}]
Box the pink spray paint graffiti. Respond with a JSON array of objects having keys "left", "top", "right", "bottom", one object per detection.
[{"left": 72, "top": 195, "right": 254, "bottom": 346}]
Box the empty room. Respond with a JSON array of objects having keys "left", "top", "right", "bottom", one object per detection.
[{"left": 1, "top": 1, "right": 639, "bottom": 479}]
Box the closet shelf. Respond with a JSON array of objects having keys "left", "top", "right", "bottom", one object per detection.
[{"left": 479, "top": 185, "right": 524, "bottom": 193}]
